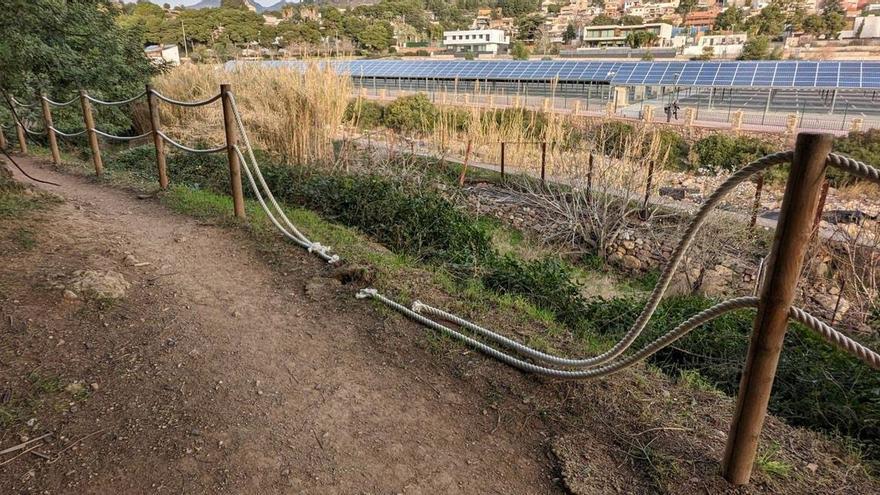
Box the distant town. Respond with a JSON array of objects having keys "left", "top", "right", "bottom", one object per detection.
[{"left": 123, "top": 0, "right": 880, "bottom": 65}]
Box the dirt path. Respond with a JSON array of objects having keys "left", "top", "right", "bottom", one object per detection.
[{"left": 1, "top": 156, "right": 558, "bottom": 493}]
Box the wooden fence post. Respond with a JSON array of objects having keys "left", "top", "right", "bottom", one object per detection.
[
  {"left": 16, "top": 120, "right": 27, "bottom": 154},
  {"left": 750, "top": 173, "right": 764, "bottom": 228},
  {"left": 220, "top": 84, "right": 245, "bottom": 219},
  {"left": 721, "top": 132, "right": 833, "bottom": 485},
  {"left": 540, "top": 141, "right": 547, "bottom": 184},
  {"left": 39, "top": 93, "right": 61, "bottom": 165},
  {"left": 145, "top": 85, "right": 169, "bottom": 189},
  {"left": 586, "top": 153, "right": 594, "bottom": 203},
  {"left": 641, "top": 159, "right": 655, "bottom": 219},
  {"left": 79, "top": 90, "right": 103, "bottom": 177},
  {"left": 500, "top": 142, "right": 506, "bottom": 181},
  {"left": 0, "top": 123, "right": 6, "bottom": 150}
]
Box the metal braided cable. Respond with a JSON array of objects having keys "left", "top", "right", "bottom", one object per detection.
[
  {"left": 92, "top": 129, "right": 152, "bottom": 141},
  {"left": 148, "top": 90, "right": 222, "bottom": 107},
  {"left": 156, "top": 131, "right": 226, "bottom": 154},
  {"left": 49, "top": 126, "right": 87, "bottom": 138},
  {"left": 227, "top": 94, "right": 312, "bottom": 246},
  {"left": 233, "top": 146, "right": 337, "bottom": 263},
  {"left": 826, "top": 153, "right": 880, "bottom": 184},
  {"left": 42, "top": 95, "right": 79, "bottom": 107},
  {"left": 84, "top": 92, "right": 146, "bottom": 106}
]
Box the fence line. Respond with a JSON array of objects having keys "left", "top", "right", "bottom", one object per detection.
[{"left": 3, "top": 85, "right": 880, "bottom": 486}]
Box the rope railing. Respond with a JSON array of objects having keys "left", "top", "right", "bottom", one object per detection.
[
  {"left": 148, "top": 89, "right": 222, "bottom": 108},
  {"left": 42, "top": 95, "right": 79, "bottom": 107},
  {"left": 9, "top": 96, "right": 35, "bottom": 108},
  {"left": 49, "top": 126, "right": 87, "bottom": 138},
  {"left": 156, "top": 130, "right": 226, "bottom": 154},
  {"left": 92, "top": 128, "right": 152, "bottom": 141},
  {"left": 84, "top": 91, "right": 146, "bottom": 106}
]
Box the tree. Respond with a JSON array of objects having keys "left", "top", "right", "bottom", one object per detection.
[
  {"left": 714, "top": 7, "right": 744, "bottom": 31},
  {"left": 802, "top": 14, "right": 826, "bottom": 36},
  {"left": 620, "top": 15, "right": 644, "bottom": 26},
  {"left": 676, "top": 0, "right": 698, "bottom": 25},
  {"left": 0, "top": 0, "right": 154, "bottom": 100},
  {"left": 739, "top": 35, "right": 781, "bottom": 60},
  {"left": 744, "top": 0, "right": 787, "bottom": 37},
  {"left": 821, "top": 0, "right": 846, "bottom": 39},
  {"left": 383, "top": 93, "right": 438, "bottom": 136},
  {"left": 358, "top": 22, "right": 393, "bottom": 51},
  {"left": 563, "top": 23, "right": 577, "bottom": 44},
  {"left": 590, "top": 14, "right": 616, "bottom": 26},
  {"left": 698, "top": 45, "right": 713, "bottom": 60},
  {"left": 497, "top": 0, "right": 540, "bottom": 17},
  {"left": 625, "top": 30, "right": 658, "bottom": 48},
  {"left": 511, "top": 41, "right": 530, "bottom": 60},
  {"left": 515, "top": 14, "right": 545, "bottom": 42}
]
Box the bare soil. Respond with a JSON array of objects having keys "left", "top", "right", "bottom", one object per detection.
[{"left": 1, "top": 154, "right": 878, "bottom": 494}]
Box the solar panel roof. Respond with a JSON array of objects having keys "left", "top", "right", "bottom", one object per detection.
[{"left": 230, "top": 60, "right": 880, "bottom": 90}]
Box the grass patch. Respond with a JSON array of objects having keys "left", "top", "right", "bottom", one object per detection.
[{"left": 756, "top": 443, "right": 793, "bottom": 479}]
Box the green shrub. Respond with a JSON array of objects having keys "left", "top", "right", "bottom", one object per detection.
[
  {"left": 693, "top": 134, "right": 775, "bottom": 173},
  {"left": 483, "top": 256, "right": 590, "bottom": 333},
  {"left": 831, "top": 129, "right": 880, "bottom": 186},
  {"left": 383, "top": 93, "right": 439, "bottom": 135},
  {"left": 656, "top": 129, "right": 689, "bottom": 169},
  {"left": 482, "top": 108, "right": 548, "bottom": 140},
  {"left": 440, "top": 107, "right": 471, "bottom": 134},
  {"left": 344, "top": 99, "right": 385, "bottom": 129}
]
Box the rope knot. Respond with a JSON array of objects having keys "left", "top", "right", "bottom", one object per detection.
[{"left": 411, "top": 301, "right": 427, "bottom": 313}]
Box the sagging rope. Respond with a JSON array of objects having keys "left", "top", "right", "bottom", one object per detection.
[
  {"left": 93, "top": 129, "right": 152, "bottom": 141},
  {"left": 42, "top": 95, "right": 79, "bottom": 107},
  {"left": 156, "top": 131, "right": 225, "bottom": 154},
  {"left": 85, "top": 92, "right": 146, "bottom": 107},
  {"left": 227, "top": 93, "right": 339, "bottom": 263},
  {"left": 49, "top": 126, "right": 86, "bottom": 138},
  {"left": 356, "top": 152, "right": 880, "bottom": 377},
  {"left": 148, "top": 89, "right": 221, "bottom": 108}
]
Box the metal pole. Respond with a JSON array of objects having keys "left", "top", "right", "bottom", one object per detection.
[
  {"left": 722, "top": 132, "right": 833, "bottom": 485},
  {"left": 145, "top": 85, "right": 169, "bottom": 189},
  {"left": 79, "top": 90, "right": 103, "bottom": 176},
  {"left": 39, "top": 93, "right": 61, "bottom": 165},
  {"left": 221, "top": 84, "right": 245, "bottom": 219}
]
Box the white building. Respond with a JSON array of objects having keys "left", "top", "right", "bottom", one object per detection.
[
  {"left": 581, "top": 23, "right": 674, "bottom": 47},
  {"left": 841, "top": 16, "right": 880, "bottom": 39},
  {"left": 682, "top": 33, "right": 747, "bottom": 58},
  {"left": 144, "top": 44, "right": 180, "bottom": 66},
  {"left": 443, "top": 29, "right": 510, "bottom": 54}
]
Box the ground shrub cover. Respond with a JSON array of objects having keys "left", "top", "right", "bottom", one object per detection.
[{"left": 101, "top": 144, "right": 880, "bottom": 462}]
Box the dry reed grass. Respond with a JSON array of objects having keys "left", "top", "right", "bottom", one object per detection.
[{"left": 152, "top": 63, "right": 352, "bottom": 166}]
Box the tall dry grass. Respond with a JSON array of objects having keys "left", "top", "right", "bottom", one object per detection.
[{"left": 152, "top": 63, "right": 352, "bottom": 166}]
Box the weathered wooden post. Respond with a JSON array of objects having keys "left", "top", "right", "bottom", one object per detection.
[
  {"left": 145, "top": 85, "right": 169, "bottom": 189},
  {"left": 540, "top": 141, "right": 547, "bottom": 185},
  {"left": 220, "top": 84, "right": 245, "bottom": 219},
  {"left": 721, "top": 132, "right": 833, "bottom": 485},
  {"left": 586, "top": 153, "right": 594, "bottom": 203},
  {"left": 39, "top": 93, "right": 61, "bottom": 165},
  {"left": 641, "top": 159, "right": 655, "bottom": 219},
  {"left": 750, "top": 173, "right": 764, "bottom": 228},
  {"left": 0, "top": 123, "right": 6, "bottom": 150},
  {"left": 79, "top": 90, "right": 103, "bottom": 177},
  {"left": 15, "top": 120, "right": 27, "bottom": 154},
  {"left": 500, "top": 142, "right": 506, "bottom": 181}
]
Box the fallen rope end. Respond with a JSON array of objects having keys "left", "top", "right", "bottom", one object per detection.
[
  {"left": 411, "top": 301, "right": 427, "bottom": 313},
  {"left": 356, "top": 288, "right": 378, "bottom": 299}
]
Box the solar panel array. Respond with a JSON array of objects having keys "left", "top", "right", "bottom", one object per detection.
[{"left": 241, "top": 60, "right": 880, "bottom": 90}]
